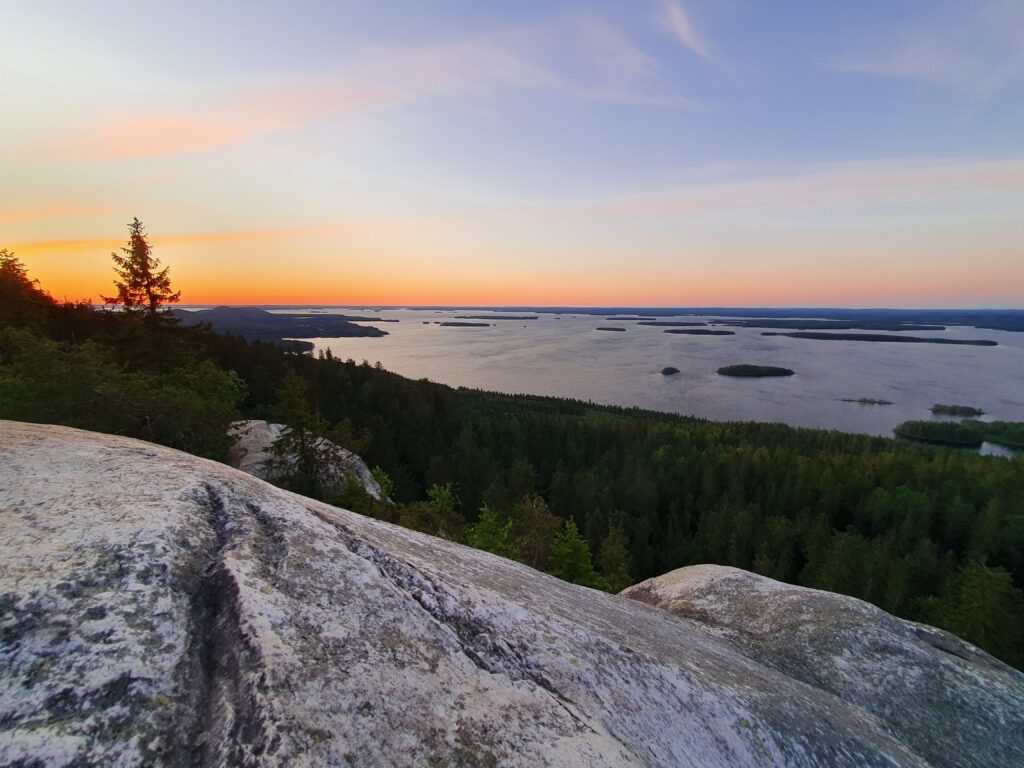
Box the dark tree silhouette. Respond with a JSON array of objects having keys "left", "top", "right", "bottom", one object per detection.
[{"left": 103, "top": 218, "right": 180, "bottom": 317}]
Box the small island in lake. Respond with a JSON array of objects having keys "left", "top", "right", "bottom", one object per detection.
[
  {"left": 440, "top": 321, "right": 491, "bottom": 327},
  {"left": 718, "top": 364, "right": 795, "bottom": 377},
  {"left": 661, "top": 366, "right": 680, "bottom": 375},
  {"left": 454, "top": 315, "right": 538, "bottom": 320},
  {"left": 931, "top": 404, "right": 985, "bottom": 416},
  {"left": 762, "top": 331, "right": 997, "bottom": 346},
  {"left": 637, "top": 321, "right": 707, "bottom": 327},
  {"left": 596, "top": 326, "right": 627, "bottom": 332},
  {"left": 842, "top": 398, "right": 894, "bottom": 405},
  {"left": 665, "top": 329, "right": 735, "bottom": 336}
]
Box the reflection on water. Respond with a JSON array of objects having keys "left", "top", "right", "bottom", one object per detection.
[{"left": 283, "top": 308, "right": 1024, "bottom": 447}]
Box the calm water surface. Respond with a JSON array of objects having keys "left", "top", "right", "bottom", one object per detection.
[{"left": 280, "top": 309, "right": 1024, "bottom": 442}]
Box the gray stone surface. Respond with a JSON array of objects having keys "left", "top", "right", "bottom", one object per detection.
[
  {"left": 622, "top": 564, "right": 1024, "bottom": 768},
  {"left": 1, "top": 421, "right": 1020, "bottom": 766},
  {"left": 227, "top": 419, "right": 384, "bottom": 500}
]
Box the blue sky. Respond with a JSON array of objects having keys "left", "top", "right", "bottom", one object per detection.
[{"left": 3, "top": 0, "right": 1023, "bottom": 305}]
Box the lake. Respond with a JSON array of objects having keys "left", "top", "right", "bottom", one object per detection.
[{"left": 274, "top": 308, "right": 1024, "bottom": 448}]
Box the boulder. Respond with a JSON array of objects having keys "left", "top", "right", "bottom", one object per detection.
[
  {"left": 1, "top": 421, "right": 1021, "bottom": 766},
  {"left": 622, "top": 564, "right": 1024, "bottom": 768},
  {"left": 227, "top": 419, "right": 384, "bottom": 500}
]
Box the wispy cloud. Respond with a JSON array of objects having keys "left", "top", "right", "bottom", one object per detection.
[
  {"left": 835, "top": 0, "right": 1024, "bottom": 95},
  {"left": 358, "top": 41, "right": 555, "bottom": 100},
  {"left": 0, "top": 205, "right": 110, "bottom": 224},
  {"left": 10, "top": 225, "right": 354, "bottom": 255},
  {"left": 61, "top": 82, "right": 396, "bottom": 159},
  {"left": 496, "top": 156, "right": 1024, "bottom": 220},
  {"left": 661, "top": 0, "right": 710, "bottom": 58}
]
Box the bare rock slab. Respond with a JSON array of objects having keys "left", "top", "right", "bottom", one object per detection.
[{"left": 2, "top": 421, "right": 1021, "bottom": 766}]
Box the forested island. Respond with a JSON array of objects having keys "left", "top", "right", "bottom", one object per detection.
[
  {"left": 842, "top": 398, "right": 894, "bottom": 405},
  {"left": 666, "top": 329, "right": 735, "bottom": 336},
  {"left": 2, "top": 235, "right": 1024, "bottom": 669},
  {"left": 596, "top": 326, "right": 627, "bottom": 332},
  {"left": 896, "top": 419, "right": 1024, "bottom": 450},
  {"left": 718, "top": 364, "right": 795, "bottom": 377},
  {"left": 661, "top": 366, "right": 680, "bottom": 375},
  {"left": 454, "top": 315, "right": 538, "bottom": 320},
  {"left": 932, "top": 404, "right": 985, "bottom": 416},
  {"left": 720, "top": 319, "right": 946, "bottom": 332},
  {"left": 762, "top": 331, "right": 998, "bottom": 346},
  {"left": 439, "top": 321, "right": 491, "bottom": 327},
  {"left": 637, "top": 321, "right": 707, "bottom": 327},
  {"left": 172, "top": 306, "right": 389, "bottom": 352}
]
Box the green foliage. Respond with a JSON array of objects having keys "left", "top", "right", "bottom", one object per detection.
[
  {"left": 371, "top": 466, "right": 395, "bottom": 499},
  {"left": 268, "top": 371, "right": 343, "bottom": 498},
  {"left": 0, "top": 326, "right": 243, "bottom": 460},
  {"left": 934, "top": 562, "right": 1024, "bottom": 668},
  {"left": 598, "top": 526, "right": 634, "bottom": 592},
  {"left": 895, "top": 420, "right": 985, "bottom": 447},
  {"left": 549, "top": 518, "right": 605, "bottom": 589},
  {"left": 399, "top": 483, "right": 464, "bottom": 540},
  {"left": 4, "top": 256, "right": 1024, "bottom": 668},
  {"left": 508, "top": 494, "right": 561, "bottom": 571},
  {"left": 465, "top": 505, "right": 519, "bottom": 560}
]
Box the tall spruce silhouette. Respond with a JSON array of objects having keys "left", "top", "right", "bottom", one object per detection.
[{"left": 103, "top": 218, "right": 180, "bottom": 317}]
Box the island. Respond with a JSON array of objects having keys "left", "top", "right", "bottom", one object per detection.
[
  {"left": 720, "top": 319, "right": 946, "bottom": 331},
  {"left": 931, "top": 404, "right": 985, "bottom": 416},
  {"left": 172, "top": 306, "right": 388, "bottom": 352},
  {"left": 440, "top": 321, "right": 490, "bottom": 327},
  {"left": 637, "top": 321, "right": 707, "bottom": 327},
  {"left": 661, "top": 366, "right": 681, "bottom": 375},
  {"left": 454, "top": 315, "right": 538, "bottom": 320},
  {"left": 596, "top": 326, "right": 627, "bottom": 332},
  {"left": 842, "top": 398, "right": 894, "bottom": 405},
  {"left": 762, "top": 332, "right": 997, "bottom": 346},
  {"left": 718, "top": 364, "right": 795, "bottom": 377},
  {"left": 895, "top": 419, "right": 1024, "bottom": 450},
  {"left": 665, "top": 329, "right": 735, "bottom": 336}
]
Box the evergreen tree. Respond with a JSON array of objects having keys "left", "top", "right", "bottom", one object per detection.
[
  {"left": 938, "top": 562, "right": 1024, "bottom": 668},
  {"left": 509, "top": 494, "right": 561, "bottom": 571},
  {"left": 550, "top": 518, "right": 605, "bottom": 588},
  {"left": 269, "top": 371, "right": 341, "bottom": 498},
  {"left": 465, "top": 504, "right": 519, "bottom": 559},
  {"left": 597, "top": 526, "right": 633, "bottom": 592},
  {"left": 103, "top": 218, "right": 180, "bottom": 317}
]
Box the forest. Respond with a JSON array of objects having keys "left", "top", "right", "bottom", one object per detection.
[{"left": 1, "top": 233, "right": 1023, "bottom": 669}]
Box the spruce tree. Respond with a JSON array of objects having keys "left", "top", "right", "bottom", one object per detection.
[{"left": 104, "top": 218, "right": 180, "bottom": 318}]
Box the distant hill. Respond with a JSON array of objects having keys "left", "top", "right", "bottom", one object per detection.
[{"left": 173, "top": 306, "right": 388, "bottom": 351}]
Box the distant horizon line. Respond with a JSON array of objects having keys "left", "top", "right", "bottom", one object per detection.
[{"left": 168, "top": 304, "right": 1024, "bottom": 313}]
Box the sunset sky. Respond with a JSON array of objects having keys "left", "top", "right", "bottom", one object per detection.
[{"left": 3, "top": 0, "right": 1023, "bottom": 307}]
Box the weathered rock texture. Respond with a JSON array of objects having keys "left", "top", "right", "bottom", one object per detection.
[
  {"left": 1, "top": 420, "right": 1022, "bottom": 766},
  {"left": 622, "top": 565, "right": 1024, "bottom": 768},
  {"left": 227, "top": 419, "right": 384, "bottom": 500}
]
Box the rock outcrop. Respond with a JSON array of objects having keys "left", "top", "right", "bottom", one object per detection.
[
  {"left": 622, "top": 565, "right": 1024, "bottom": 768},
  {"left": 1, "top": 420, "right": 1022, "bottom": 767},
  {"left": 227, "top": 419, "right": 384, "bottom": 500}
]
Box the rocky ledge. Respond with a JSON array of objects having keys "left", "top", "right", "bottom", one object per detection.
[{"left": 1, "top": 421, "right": 1021, "bottom": 767}]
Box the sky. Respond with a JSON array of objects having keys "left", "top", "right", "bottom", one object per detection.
[{"left": 2, "top": 0, "right": 1023, "bottom": 307}]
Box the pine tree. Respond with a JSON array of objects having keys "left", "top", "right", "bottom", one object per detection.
[{"left": 103, "top": 218, "right": 180, "bottom": 317}]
